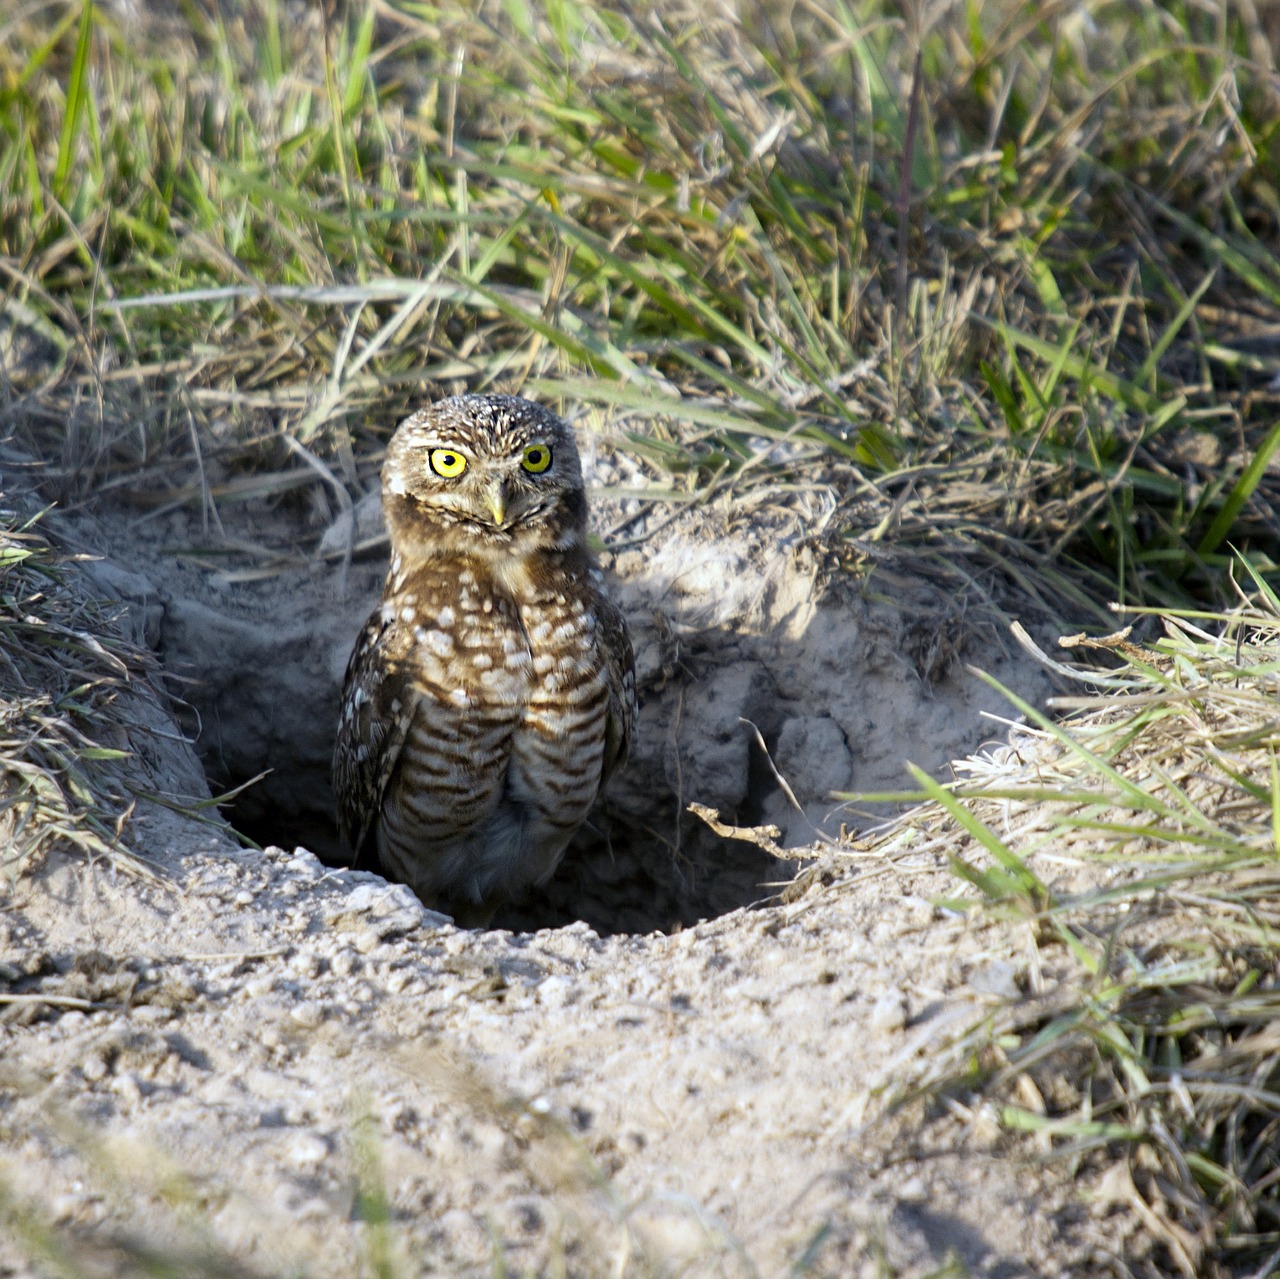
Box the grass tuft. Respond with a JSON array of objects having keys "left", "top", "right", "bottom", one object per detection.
[
  {"left": 842, "top": 591, "right": 1280, "bottom": 1276},
  {"left": 0, "top": 495, "right": 150, "bottom": 887},
  {"left": 1, "top": 0, "right": 1280, "bottom": 611}
]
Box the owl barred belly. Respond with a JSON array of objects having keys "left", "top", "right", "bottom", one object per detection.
[
  {"left": 332, "top": 395, "right": 635, "bottom": 926},
  {"left": 373, "top": 564, "right": 613, "bottom": 909}
]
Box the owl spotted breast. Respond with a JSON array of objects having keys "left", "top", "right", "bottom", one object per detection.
[{"left": 332, "top": 394, "right": 635, "bottom": 926}]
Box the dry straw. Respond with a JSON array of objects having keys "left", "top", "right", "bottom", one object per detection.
[
  {"left": 0, "top": 495, "right": 153, "bottom": 888},
  {"left": 849, "top": 583, "right": 1280, "bottom": 1277}
]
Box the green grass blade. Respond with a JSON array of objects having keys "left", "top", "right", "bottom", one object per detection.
[
  {"left": 983, "top": 320, "right": 1159, "bottom": 414},
  {"left": 1136, "top": 266, "right": 1216, "bottom": 389},
  {"left": 53, "top": 0, "right": 94, "bottom": 201},
  {"left": 968, "top": 668, "right": 1178, "bottom": 818},
  {"left": 906, "top": 762, "right": 1051, "bottom": 907},
  {"left": 343, "top": 5, "right": 377, "bottom": 115},
  {"left": 1197, "top": 418, "right": 1280, "bottom": 555},
  {"left": 17, "top": 5, "right": 82, "bottom": 90}
]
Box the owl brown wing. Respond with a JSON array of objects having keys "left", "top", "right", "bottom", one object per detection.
[
  {"left": 332, "top": 607, "right": 418, "bottom": 857},
  {"left": 596, "top": 593, "right": 636, "bottom": 791}
]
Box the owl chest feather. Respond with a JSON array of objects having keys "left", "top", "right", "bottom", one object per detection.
[
  {"left": 396, "top": 557, "right": 603, "bottom": 729},
  {"left": 370, "top": 556, "right": 608, "bottom": 898}
]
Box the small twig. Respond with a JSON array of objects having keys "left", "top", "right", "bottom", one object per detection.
[
  {"left": 687, "top": 802, "right": 790, "bottom": 859},
  {"left": 738, "top": 718, "right": 838, "bottom": 847},
  {"left": 1008, "top": 620, "right": 1140, "bottom": 688},
  {"left": 284, "top": 435, "right": 355, "bottom": 588},
  {"left": 0, "top": 993, "right": 97, "bottom": 1010},
  {"left": 1058, "top": 626, "right": 1153, "bottom": 664},
  {"left": 318, "top": 531, "right": 389, "bottom": 561},
  {"left": 186, "top": 407, "right": 224, "bottom": 539},
  {"left": 740, "top": 717, "right": 805, "bottom": 813}
]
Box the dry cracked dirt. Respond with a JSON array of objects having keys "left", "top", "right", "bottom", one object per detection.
[{"left": 0, "top": 440, "right": 1137, "bottom": 1276}]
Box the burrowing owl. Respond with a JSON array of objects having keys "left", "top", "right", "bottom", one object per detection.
[{"left": 332, "top": 395, "right": 635, "bottom": 926}]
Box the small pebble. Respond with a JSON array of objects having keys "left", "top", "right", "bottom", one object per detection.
[
  {"left": 290, "top": 951, "right": 325, "bottom": 980},
  {"left": 869, "top": 990, "right": 908, "bottom": 1035},
  {"left": 112, "top": 1073, "right": 144, "bottom": 1106},
  {"left": 287, "top": 1132, "right": 329, "bottom": 1170},
  {"left": 897, "top": 1175, "right": 929, "bottom": 1203},
  {"left": 132, "top": 1006, "right": 173, "bottom": 1025},
  {"left": 286, "top": 850, "right": 324, "bottom": 878},
  {"left": 165, "top": 973, "right": 201, "bottom": 1004},
  {"left": 969, "top": 959, "right": 1022, "bottom": 1001},
  {"left": 80, "top": 1052, "right": 109, "bottom": 1083},
  {"left": 354, "top": 928, "right": 382, "bottom": 955},
  {"left": 289, "top": 1001, "right": 325, "bottom": 1029},
  {"left": 537, "top": 976, "right": 575, "bottom": 1009}
]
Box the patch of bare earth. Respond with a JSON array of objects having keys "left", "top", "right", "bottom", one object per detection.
[{"left": 0, "top": 453, "right": 1127, "bottom": 1277}]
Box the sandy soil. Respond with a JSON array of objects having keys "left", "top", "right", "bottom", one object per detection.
[{"left": 0, "top": 446, "right": 1132, "bottom": 1277}]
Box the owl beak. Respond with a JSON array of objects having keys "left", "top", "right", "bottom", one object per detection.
[{"left": 485, "top": 480, "right": 508, "bottom": 527}]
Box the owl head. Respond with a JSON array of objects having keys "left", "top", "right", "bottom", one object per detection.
[{"left": 381, "top": 395, "right": 588, "bottom": 564}]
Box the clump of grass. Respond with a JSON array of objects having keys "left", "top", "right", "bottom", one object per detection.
[
  {"left": 0, "top": 497, "right": 148, "bottom": 886},
  {"left": 843, "top": 581, "right": 1280, "bottom": 1276},
  {"left": 1, "top": 0, "right": 1279, "bottom": 614}
]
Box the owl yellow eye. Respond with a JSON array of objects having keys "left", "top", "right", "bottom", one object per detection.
[
  {"left": 521, "top": 444, "right": 552, "bottom": 474},
  {"left": 429, "top": 449, "right": 467, "bottom": 478}
]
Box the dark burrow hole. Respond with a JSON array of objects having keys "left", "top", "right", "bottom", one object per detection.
[
  {"left": 143, "top": 538, "right": 1051, "bottom": 936},
  {"left": 159, "top": 592, "right": 801, "bottom": 937},
  {"left": 79, "top": 482, "right": 1048, "bottom": 937},
  {"left": 215, "top": 763, "right": 795, "bottom": 937},
  {"left": 146, "top": 506, "right": 1046, "bottom": 936}
]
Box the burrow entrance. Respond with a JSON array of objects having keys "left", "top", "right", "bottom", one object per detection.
[
  {"left": 155, "top": 567, "right": 805, "bottom": 936},
  {"left": 83, "top": 498, "right": 1052, "bottom": 935}
]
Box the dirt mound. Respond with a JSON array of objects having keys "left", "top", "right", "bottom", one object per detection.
[
  {"left": 66, "top": 467, "right": 1052, "bottom": 936},
  {"left": 2, "top": 834, "right": 1093, "bottom": 1278},
  {"left": 0, "top": 462, "right": 1122, "bottom": 1277}
]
